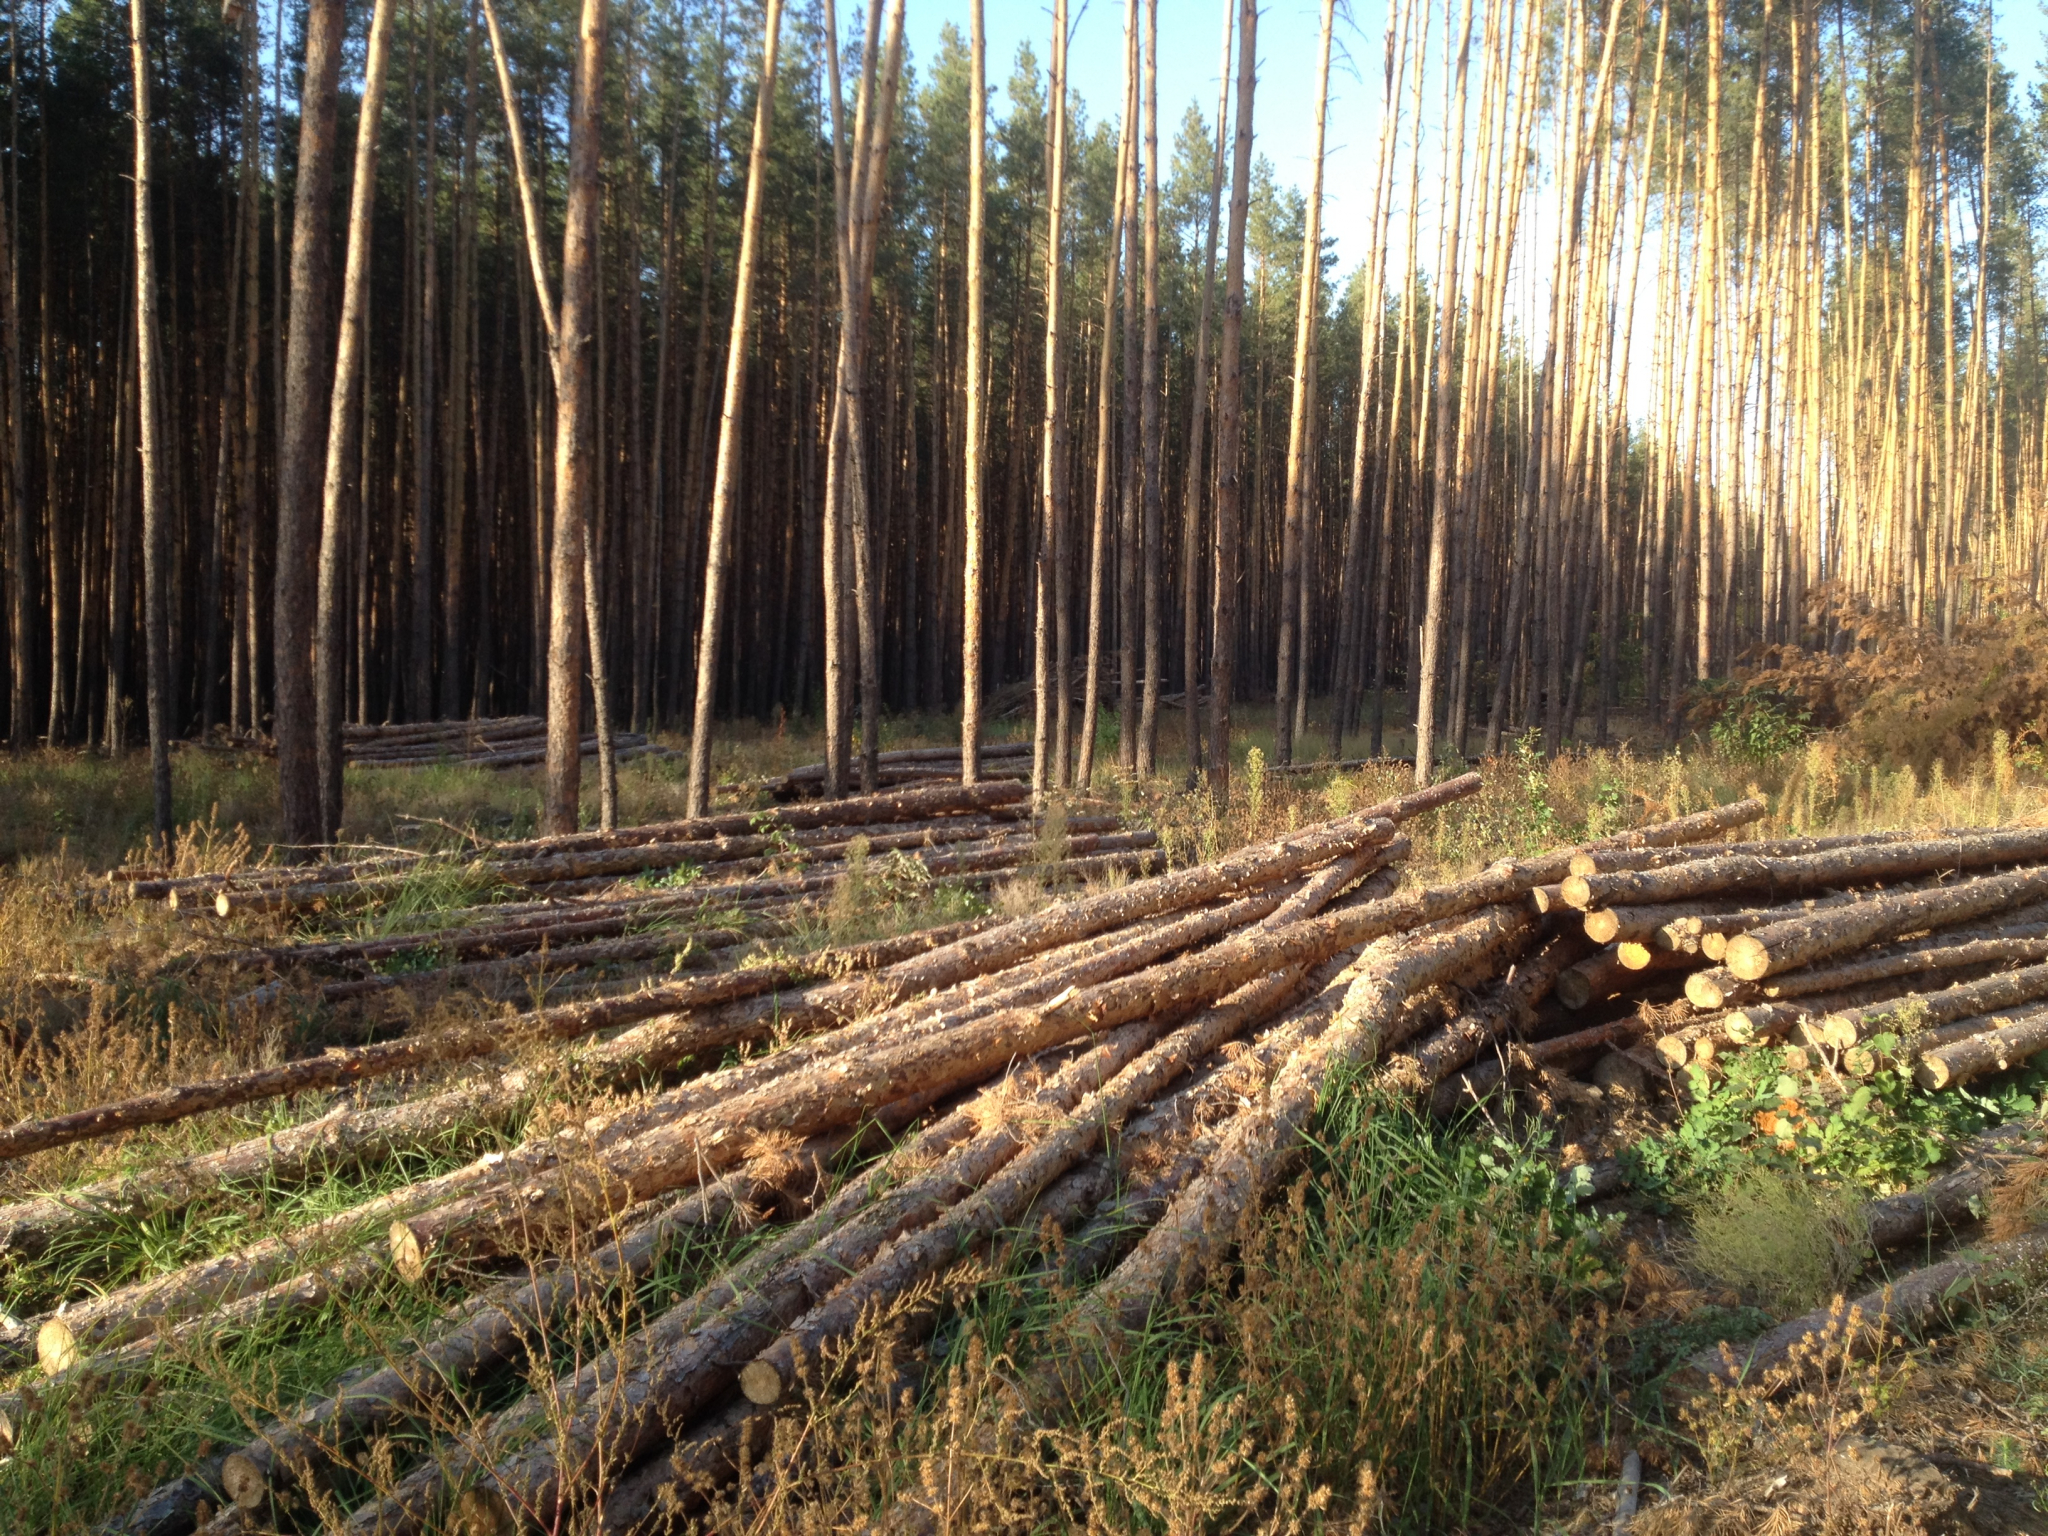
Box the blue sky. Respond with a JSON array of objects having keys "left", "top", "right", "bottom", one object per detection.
[{"left": 913, "top": 0, "right": 2048, "bottom": 272}]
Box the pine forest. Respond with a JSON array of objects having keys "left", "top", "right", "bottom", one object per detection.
[{"left": 10, "top": 0, "right": 2048, "bottom": 1531}]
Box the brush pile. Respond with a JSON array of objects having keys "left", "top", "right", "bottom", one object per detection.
[{"left": 14, "top": 782, "right": 2048, "bottom": 1534}]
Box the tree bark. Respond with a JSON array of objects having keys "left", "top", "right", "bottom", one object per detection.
[
  {"left": 959, "top": 0, "right": 987, "bottom": 785},
  {"left": 1273, "top": 0, "right": 1333, "bottom": 766},
  {"left": 542, "top": 0, "right": 609, "bottom": 834},
  {"left": 316, "top": 0, "right": 397, "bottom": 842},
  {"left": 129, "top": 0, "right": 174, "bottom": 842},
  {"left": 273, "top": 0, "right": 346, "bottom": 853},
  {"left": 1208, "top": 0, "right": 1256, "bottom": 805},
  {"left": 684, "top": 0, "right": 783, "bottom": 817}
]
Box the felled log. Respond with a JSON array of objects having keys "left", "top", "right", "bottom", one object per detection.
[
  {"left": 1915, "top": 1011, "right": 2048, "bottom": 1088},
  {"left": 1565, "top": 827, "right": 1925, "bottom": 878},
  {"left": 731, "top": 966, "right": 1317, "bottom": 1410},
  {"left": 1863, "top": 1120, "right": 2043, "bottom": 1247},
  {"left": 1683, "top": 1225, "right": 2048, "bottom": 1390},
  {"left": 0, "top": 921, "right": 990, "bottom": 1163},
  {"left": 548, "top": 880, "right": 1341, "bottom": 1138},
  {"left": 387, "top": 857, "right": 1416, "bottom": 1279},
  {"left": 1691, "top": 926, "right": 2048, "bottom": 1013},
  {"left": 0, "top": 1075, "right": 529, "bottom": 1264},
  {"left": 1719, "top": 865, "right": 2048, "bottom": 983},
  {"left": 357, "top": 1008, "right": 1204, "bottom": 1536},
  {"left": 1805, "top": 961, "right": 2048, "bottom": 1050},
  {"left": 1428, "top": 1014, "right": 1652, "bottom": 1116},
  {"left": 466, "top": 968, "right": 1319, "bottom": 1532},
  {"left": 1021, "top": 905, "right": 1535, "bottom": 1436},
  {"left": 1383, "top": 930, "right": 1596, "bottom": 1090},
  {"left": 210, "top": 1107, "right": 936, "bottom": 1513},
  {"left": 23, "top": 1144, "right": 519, "bottom": 1372},
  {"left": 1555, "top": 944, "right": 1697, "bottom": 1008},
  {"left": 1563, "top": 827, "right": 2048, "bottom": 911}
]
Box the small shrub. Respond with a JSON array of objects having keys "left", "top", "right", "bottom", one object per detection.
[{"left": 1684, "top": 1165, "right": 1870, "bottom": 1314}]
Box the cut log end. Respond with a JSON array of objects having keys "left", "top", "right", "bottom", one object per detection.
[
  {"left": 1701, "top": 933, "right": 1730, "bottom": 961},
  {"left": 1684, "top": 972, "right": 1729, "bottom": 1011},
  {"left": 739, "top": 1358, "right": 788, "bottom": 1405},
  {"left": 1721, "top": 934, "right": 1772, "bottom": 981},
  {"left": 1616, "top": 942, "right": 1655, "bottom": 970},
  {"left": 454, "top": 1485, "right": 516, "bottom": 1536},
  {"left": 37, "top": 1316, "right": 77, "bottom": 1375},
  {"left": 1568, "top": 852, "right": 1600, "bottom": 880},
  {"left": 1655, "top": 1034, "right": 1691, "bottom": 1066},
  {"left": 1531, "top": 884, "right": 1566, "bottom": 914},
  {"left": 390, "top": 1220, "right": 429, "bottom": 1283},
  {"left": 1554, "top": 972, "right": 1594, "bottom": 1010},
  {"left": 1819, "top": 1015, "right": 1860, "bottom": 1051},
  {"left": 1560, "top": 876, "right": 1595, "bottom": 911},
  {"left": 1582, "top": 909, "right": 1622, "bottom": 944},
  {"left": 221, "top": 1451, "right": 269, "bottom": 1510}
]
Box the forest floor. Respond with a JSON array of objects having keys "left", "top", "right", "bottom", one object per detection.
[{"left": 2, "top": 704, "right": 2047, "bottom": 1533}]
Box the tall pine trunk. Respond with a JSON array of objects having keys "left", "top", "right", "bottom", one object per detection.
[
  {"left": 316, "top": 0, "right": 396, "bottom": 840},
  {"left": 1208, "top": 0, "right": 1255, "bottom": 805},
  {"left": 273, "top": 0, "right": 345, "bottom": 852},
  {"left": 958, "top": 0, "right": 987, "bottom": 783},
  {"left": 543, "top": 0, "right": 608, "bottom": 833},
  {"left": 684, "top": 0, "right": 783, "bottom": 817}
]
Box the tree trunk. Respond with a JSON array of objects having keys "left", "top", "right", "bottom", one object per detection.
[
  {"left": 1273, "top": 0, "right": 1332, "bottom": 767},
  {"left": 684, "top": 0, "right": 784, "bottom": 817},
  {"left": 1208, "top": 0, "right": 1256, "bottom": 806},
  {"left": 544, "top": 0, "right": 609, "bottom": 834},
  {"left": 1136, "top": 0, "right": 1162, "bottom": 776},
  {"left": 273, "top": 0, "right": 346, "bottom": 853},
  {"left": 959, "top": 0, "right": 987, "bottom": 784},
  {"left": 1031, "top": 0, "right": 1069, "bottom": 806},
  {"left": 130, "top": 0, "right": 173, "bottom": 842},
  {"left": 1181, "top": 0, "right": 1229, "bottom": 784},
  {"left": 317, "top": 0, "right": 397, "bottom": 842}
]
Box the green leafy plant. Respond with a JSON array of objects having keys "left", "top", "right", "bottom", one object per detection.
[
  {"left": 1627, "top": 1032, "right": 2045, "bottom": 1204},
  {"left": 1705, "top": 683, "right": 1812, "bottom": 762}
]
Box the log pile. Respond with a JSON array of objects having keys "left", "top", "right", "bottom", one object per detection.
[
  {"left": 764, "top": 740, "right": 1035, "bottom": 799},
  {"left": 115, "top": 785, "right": 1170, "bottom": 1018},
  {"left": 30, "top": 787, "right": 2048, "bottom": 1536},
  {"left": 341, "top": 717, "right": 671, "bottom": 770}
]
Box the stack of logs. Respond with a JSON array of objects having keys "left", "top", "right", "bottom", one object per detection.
[
  {"left": 763, "top": 741, "right": 1035, "bottom": 799},
  {"left": 341, "top": 718, "right": 668, "bottom": 771},
  {"left": 10, "top": 785, "right": 2047, "bottom": 1534},
  {"left": 117, "top": 783, "right": 1163, "bottom": 1011}
]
